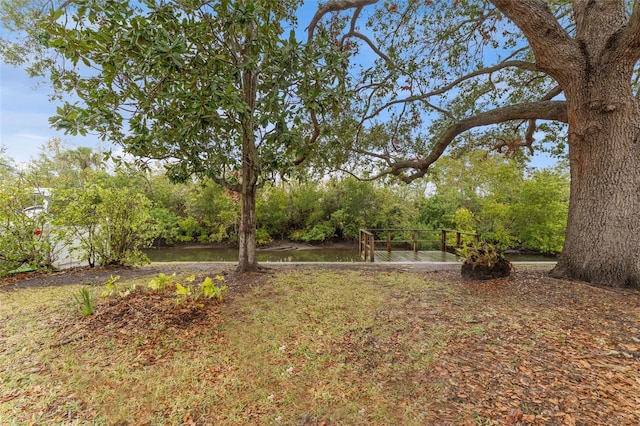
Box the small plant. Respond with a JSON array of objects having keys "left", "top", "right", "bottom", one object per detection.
[
  {"left": 199, "top": 275, "right": 227, "bottom": 301},
  {"left": 458, "top": 241, "right": 502, "bottom": 267},
  {"left": 73, "top": 287, "right": 95, "bottom": 317},
  {"left": 100, "top": 275, "right": 121, "bottom": 297},
  {"left": 147, "top": 273, "right": 176, "bottom": 291},
  {"left": 459, "top": 241, "right": 512, "bottom": 280}
]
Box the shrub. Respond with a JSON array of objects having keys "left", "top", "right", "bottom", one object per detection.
[{"left": 459, "top": 241, "right": 512, "bottom": 280}]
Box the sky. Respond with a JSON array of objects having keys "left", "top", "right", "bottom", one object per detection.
[
  {"left": 0, "top": 2, "right": 559, "bottom": 170},
  {"left": 0, "top": 61, "right": 108, "bottom": 165}
]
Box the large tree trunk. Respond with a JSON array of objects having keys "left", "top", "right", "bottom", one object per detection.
[
  {"left": 490, "top": 0, "right": 640, "bottom": 288},
  {"left": 551, "top": 69, "right": 640, "bottom": 287}
]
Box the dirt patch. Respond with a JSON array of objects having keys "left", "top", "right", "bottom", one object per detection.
[
  {"left": 0, "top": 263, "right": 234, "bottom": 291},
  {"left": 0, "top": 261, "right": 460, "bottom": 291}
]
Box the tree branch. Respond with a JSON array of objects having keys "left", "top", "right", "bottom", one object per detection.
[
  {"left": 370, "top": 100, "right": 568, "bottom": 183},
  {"left": 307, "top": 0, "right": 379, "bottom": 40},
  {"left": 489, "top": 0, "right": 580, "bottom": 85},
  {"left": 361, "top": 59, "right": 539, "bottom": 121},
  {"left": 620, "top": 0, "right": 640, "bottom": 60}
]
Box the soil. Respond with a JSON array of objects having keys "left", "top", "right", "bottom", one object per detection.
[
  {"left": 0, "top": 264, "right": 213, "bottom": 291},
  {"left": 0, "top": 260, "right": 460, "bottom": 291}
]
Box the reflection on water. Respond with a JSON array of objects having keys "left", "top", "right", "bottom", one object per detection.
[{"left": 144, "top": 247, "right": 362, "bottom": 262}]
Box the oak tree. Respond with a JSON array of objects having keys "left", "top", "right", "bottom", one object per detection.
[{"left": 311, "top": 0, "right": 640, "bottom": 288}]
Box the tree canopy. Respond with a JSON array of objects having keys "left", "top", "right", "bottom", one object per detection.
[
  {"left": 308, "top": 0, "right": 577, "bottom": 181},
  {"left": 309, "top": 0, "right": 640, "bottom": 288},
  {"left": 2, "top": 0, "right": 348, "bottom": 271}
]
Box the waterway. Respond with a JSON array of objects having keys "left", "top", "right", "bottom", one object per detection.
[
  {"left": 143, "top": 246, "right": 556, "bottom": 263},
  {"left": 144, "top": 246, "right": 362, "bottom": 262}
]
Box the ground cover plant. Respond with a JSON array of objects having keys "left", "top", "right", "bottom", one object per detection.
[{"left": 1, "top": 266, "right": 639, "bottom": 425}]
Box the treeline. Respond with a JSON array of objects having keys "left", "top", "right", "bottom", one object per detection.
[{"left": 0, "top": 141, "right": 568, "bottom": 274}]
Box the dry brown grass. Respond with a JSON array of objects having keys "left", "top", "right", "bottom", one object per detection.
[{"left": 1, "top": 266, "right": 639, "bottom": 425}]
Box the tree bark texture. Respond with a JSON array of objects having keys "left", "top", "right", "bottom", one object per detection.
[
  {"left": 492, "top": 0, "right": 640, "bottom": 287},
  {"left": 237, "top": 182, "right": 258, "bottom": 273},
  {"left": 237, "top": 121, "right": 260, "bottom": 273},
  {"left": 554, "top": 72, "right": 640, "bottom": 287},
  {"left": 237, "top": 58, "right": 260, "bottom": 273}
]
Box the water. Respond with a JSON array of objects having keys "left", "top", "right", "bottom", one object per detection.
[
  {"left": 144, "top": 246, "right": 362, "bottom": 263},
  {"left": 504, "top": 254, "right": 557, "bottom": 262},
  {"left": 143, "top": 246, "right": 557, "bottom": 263}
]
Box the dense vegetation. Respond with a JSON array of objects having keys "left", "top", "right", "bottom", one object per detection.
[{"left": 1, "top": 142, "right": 568, "bottom": 276}]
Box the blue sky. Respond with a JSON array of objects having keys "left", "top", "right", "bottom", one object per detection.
[
  {"left": 0, "top": 2, "right": 559, "bottom": 169},
  {"left": 0, "top": 61, "right": 108, "bottom": 164}
]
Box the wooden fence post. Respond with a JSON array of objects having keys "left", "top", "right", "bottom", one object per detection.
[
  {"left": 369, "top": 234, "right": 375, "bottom": 262},
  {"left": 441, "top": 229, "right": 447, "bottom": 252}
]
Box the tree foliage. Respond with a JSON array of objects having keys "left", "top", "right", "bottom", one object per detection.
[
  {"left": 309, "top": 0, "right": 571, "bottom": 181},
  {"left": 2, "top": 0, "right": 348, "bottom": 272},
  {"left": 310, "top": 0, "right": 640, "bottom": 287},
  {"left": 0, "top": 141, "right": 571, "bottom": 276},
  {"left": 55, "top": 178, "right": 155, "bottom": 267}
]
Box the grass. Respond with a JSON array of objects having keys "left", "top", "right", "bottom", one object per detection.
[{"left": 1, "top": 267, "right": 639, "bottom": 425}]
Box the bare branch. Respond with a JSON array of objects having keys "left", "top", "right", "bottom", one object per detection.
[
  {"left": 307, "top": 0, "right": 379, "bottom": 40},
  {"left": 348, "top": 31, "right": 391, "bottom": 63},
  {"left": 540, "top": 85, "right": 563, "bottom": 101},
  {"left": 367, "top": 100, "right": 568, "bottom": 183},
  {"left": 515, "top": 84, "right": 563, "bottom": 152},
  {"left": 362, "top": 60, "right": 539, "bottom": 121},
  {"left": 620, "top": 0, "right": 640, "bottom": 60}
]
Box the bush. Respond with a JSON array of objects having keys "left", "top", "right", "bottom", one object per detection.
[
  {"left": 0, "top": 186, "right": 60, "bottom": 276},
  {"left": 56, "top": 180, "right": 155, "bottom": 267},
  {"left": 459, "top": 241, "right": 512, "bottom": 280}
]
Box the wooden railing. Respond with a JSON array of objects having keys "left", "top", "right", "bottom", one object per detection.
[
  {"left": 358, "top": 228, "right": 479, "bottom": 262},
  {"left": 359, "top": 229, "right": 376, "bottom": 262}
]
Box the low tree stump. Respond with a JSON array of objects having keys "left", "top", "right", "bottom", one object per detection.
[{"left": 461, "top": 257, "right": 512, "bottom": 280}]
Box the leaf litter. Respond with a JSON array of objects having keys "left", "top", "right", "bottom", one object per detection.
[{"left": 1, "top": 265, "right": 639, "bottom": 425}]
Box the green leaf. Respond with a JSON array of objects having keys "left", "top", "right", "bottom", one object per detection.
[{"left": 175, "top": 282, "right": 191, "bottom": 296}]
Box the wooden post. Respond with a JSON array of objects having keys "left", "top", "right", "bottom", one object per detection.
[
  {"left": 456, "top": 232, "right": 461, "bottom": 249},
  {"left": 413, "top": 230, "right": 418, "bottom": 252},
  {"left": 358, "top": 230, "right": 362, "bottom": 259},
  {"left": 387, "top": 230, "right": 392, "bottom": 253},
  {"left": 441, "top": 229, "right": 447, "bottom": 252},
  {"left": 369, "top": 234, "right": 375, "bottom": 262}
]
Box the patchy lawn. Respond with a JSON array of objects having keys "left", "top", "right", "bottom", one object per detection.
[{"left": 1, "top": 266, "right": 639, "bottom": 425}]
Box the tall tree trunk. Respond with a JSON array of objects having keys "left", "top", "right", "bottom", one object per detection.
[
  {"left": 551, "top": 69, "right": 640, "bottom": 287},
  {"left": 237, "top": 182, "right": 259, "bottom": 273},
  {"left": 236, "top": 40, "right": 261, "bottom": 273},
  {"left": 237, "top": 107, "right": 260, "bottom": 273},
  {"left": 237, "top": 130, "right": 260, "bottom": 273},
  {"left": 489, "top": 0, "right": 640, "bottom": 288}
]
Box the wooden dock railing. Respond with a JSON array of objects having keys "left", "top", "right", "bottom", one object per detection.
[{"left": 358, "top": 228, "right": 479, "bottom": 262}]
